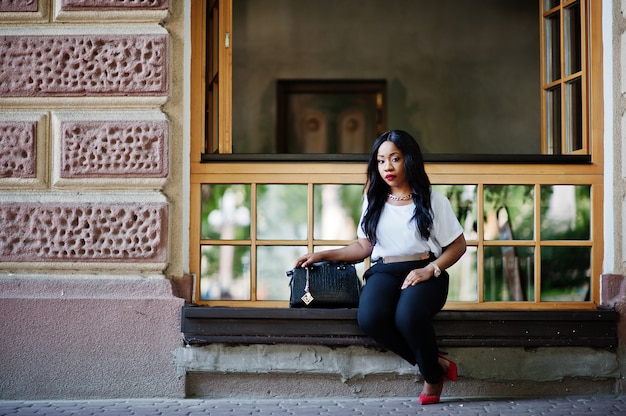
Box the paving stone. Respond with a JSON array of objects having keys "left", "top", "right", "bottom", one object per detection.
[{"left": 0, "top": 395, "right": 625, "bottom": 416}]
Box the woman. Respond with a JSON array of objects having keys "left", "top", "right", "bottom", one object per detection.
[{"left": 294, "top": 130, "right": 466, "bottom": 405}]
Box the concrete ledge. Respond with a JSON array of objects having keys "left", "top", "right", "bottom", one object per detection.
[{"left": 179, "top": 344, "right": 620, "bottom": 398}]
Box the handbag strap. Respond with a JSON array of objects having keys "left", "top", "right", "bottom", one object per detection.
[{"left": 304, "top": 267, "right": 310, "bottom": 294}]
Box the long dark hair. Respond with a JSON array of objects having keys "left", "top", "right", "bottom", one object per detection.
[{"left": 361, "top": 130, "right": 433, "bottom": 244}]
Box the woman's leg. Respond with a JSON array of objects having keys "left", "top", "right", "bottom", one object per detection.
[
  {"left": 358, "top": 262, "right": 450, "bottom": 385},
  {"left": 357, "top": 270, "right": 416, "bottom": 365},
  {"left": 395, "top": 273, "right": 449, "bottom": 384}
]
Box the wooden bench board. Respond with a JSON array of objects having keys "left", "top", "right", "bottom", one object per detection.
[{"left": 181, "top": 307, "right": 619, "bottom": 348}]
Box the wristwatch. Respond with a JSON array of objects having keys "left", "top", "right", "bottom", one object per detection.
[{"left": 430, "top": 262, "right": 441, "bottom": 278}]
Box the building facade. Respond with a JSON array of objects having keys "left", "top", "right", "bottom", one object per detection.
[{"left": 1, "top": 0, "right": 625, "bottom": 399}]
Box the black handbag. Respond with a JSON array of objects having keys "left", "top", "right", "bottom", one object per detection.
[{"left": 286, "top": 261, "right": 361, "bottom": 308}]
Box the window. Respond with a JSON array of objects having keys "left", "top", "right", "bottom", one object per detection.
[
  {"left": 190, "top": 0, "right": 603, "bottom": 308},
  {"left": 542, "top": 0, "right": 588, "bottom": 154}
]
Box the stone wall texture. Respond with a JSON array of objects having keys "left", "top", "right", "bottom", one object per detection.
[
  {"left": 0, "top": 3, "right": 171, "bottom": 269},
  {"left": 0, "top": 0, "right": 38, "bottom": 12},
  {"left": 60, "top": 120, "right": 169, "bottom": 178},
  {"left": 0, "top": 202, "right": 168, "bottom": 262},
  {"left": 0, "top": 35, "right": 168, "bottom": 97},
  {"left": 60, "top": 0, "right": 169, "bottom": 10},
  {"left": 0, "top": 121, "right": 37, "bottom": 178},
  {"left": 0, "top": 0, "right": 183, "bottom": 400}
]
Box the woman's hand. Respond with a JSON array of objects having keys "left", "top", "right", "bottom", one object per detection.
[
  {"left": 294, "top": 252, "right": 325, "bottom": 269},
  {"left": 401, "top": 266, "right": 434, "bottom": 289},
  {"left": 400, "top": 234, "right": 467, "bottom": 289}
]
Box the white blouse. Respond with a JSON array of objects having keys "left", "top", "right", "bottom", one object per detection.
[{"left": 357, "top": 191, "right": 464, "bottom": 260}]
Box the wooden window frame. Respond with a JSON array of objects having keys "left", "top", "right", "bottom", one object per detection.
[
  {"left": 189, "top": 0, "right": 604, "bottom": 310},
  {"left": 541, "top": 0, "right": 591, "bottom": 155}
]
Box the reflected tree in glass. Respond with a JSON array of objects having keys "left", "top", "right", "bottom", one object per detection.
[
  {"left": 541, "top": 246, "right": 590, "bottom": 301},
  {"left": 483, "top": 185, "right": 534, "bottom": 301},
  {"left": 200, "top": 184, "right": 251, "bottom": 300},
  {"left": 433, "top": 185, "right": 478, "bottom": 302},
  {"left": 201, "top": 184, "right": 251, "bottom": 240},
  {"left": 540, "top": 185, "right": 590, "bottom": 240},
  {"left": 257, "top": 245, "right": 307, "bottom": 301},
  {"left": 257, "top": 184, "right": 307, "bottom": 240},
  {"left": 200, "top": 245, "right": 251, "bottom": 300},
  {"left": 540, "top": 185, "right": 591, "bottom": 301},
  {"left": 313, "top": 184, "right": 363, "bottom": 240}
]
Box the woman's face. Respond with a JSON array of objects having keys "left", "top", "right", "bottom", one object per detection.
[{"left": 376, "top": 140, "right": 406, "bottom": 188}]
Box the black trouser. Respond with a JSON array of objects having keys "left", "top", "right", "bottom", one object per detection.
[{"left": 357, "top": 259, "right": 449, "bottom": 384}]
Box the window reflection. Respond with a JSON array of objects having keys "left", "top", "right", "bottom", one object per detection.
[
  {"left": 200, "top": 245, "right": 250, "bottom": 300},
  {"left": 198, "top": 181, "right": 594, "bottom": 304},
  {"left": 313, "top": 184, "right": 363, "bottom": 240},
  {"left": 484, "top": 246, "right": 535, "bottom": 301},
  {"left": 201, "top": 184, "right": 251, "bottom": 240},
  {"left": 433, "top": 185, "right": 478, "bottom": 302},
  {"left": 484, "top": 185, "right": 534, "bottom": 241},
  {"left": 257, "top": 184, "right": 307, "bottom": 240},
  {"left": 540, "top": 185, "right": 590, "bottom": 239},
  {"left": 447, "top": 246, "right": 478, "bottom": 302},
  {"left": 541, "top": 246, "right": 590, "bottom": 301},
  {"left": 257, "top": 245, "right": 308, "bottom": 301},
  {"left": 545, "top": 11, "right": 561, "bottom": 83}
]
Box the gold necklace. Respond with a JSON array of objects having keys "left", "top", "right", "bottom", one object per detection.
[{"left": 387, "top": 193, "right": 413, "bottom": 201}]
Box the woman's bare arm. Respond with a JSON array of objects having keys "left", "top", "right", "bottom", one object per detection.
[{"left": 294, "top": 238, "right": 373, "bottom": 268}]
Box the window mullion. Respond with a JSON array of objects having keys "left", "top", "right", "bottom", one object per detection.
[
  {"left": 477, "top": 183, "right": 485, "bottom": 303},
  {"left": 580, "top": 0, "right": 589, "bottom": 154},
  {"left": 308, "top": 183, "right": 315, "bottom": 253},
  {"left": 218, "top": 0, "right": 233, "bottom": 153},
  {"left": 250, "top": 183, "right": 258, "bottom": 300},
  {"left": 534, "top": 184, "right": 542, "bottom": 304},
  {"left": 560, "top": 2, "right": 568, "bottom": 155}
]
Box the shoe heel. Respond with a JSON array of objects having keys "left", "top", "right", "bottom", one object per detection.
[
  {"left": 419, "top": 378, "right": 444, "bottom": 405},
  {"left": 438, "top": 354, "right": 458, "bottom": 382}
]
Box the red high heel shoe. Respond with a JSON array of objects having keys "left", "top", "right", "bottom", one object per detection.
[
  {"left": 419, "top": 379, "right": 443, "bottom": 405},
  {"left": 438, "top": 354, "right": 458, "bottom": 382}
]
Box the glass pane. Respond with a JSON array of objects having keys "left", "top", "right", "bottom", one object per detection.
[
  {"left": 432, "top": 185, "right": 478, "bottom": 241},
  {"left": 201, "top": 184, "right": 251, "bottom": 240},
  {"left": 544, "top": 0, "right": 560, "bottom": 12},
  {"left": 313, "top": 184, "right": 363, "bottom": 240},
  {"left": 257, "top": 245, "right": 307, "bottom": 301},
  {"left": 257, "top": 184, "right": 307, "bottom": 240},
  {"left": 210, "top": 83, "right": 219, "bottom": 152},
  {"left": 483, "top": 185, "right": 534, "bottom": 241},
  {"left": 564, "top": 1, "right": 582, "bottom": 76},
  {"left": 231, "top": 1, "right": 541, "bottom": 156},
  {"left": 545, "top": 11, "right": 561, "bottom": 83},
  {"left": 206, "top": 5, "right": 219, "bottom": 154},
  {"left": 540, "top": 246, "right": 591, "bottom": 301},
  {"left": 565, "top": 78, "right": 583, "bottom": 152},
  {"left": 281, "top": 88, "right": 380, "bottom": 154},
  {"left": 209, "top": 7, "right": 218, "bottom": 72},
  {"left": 200, "top": 245, "right": 251, "bottom": 300},
  {"left": 540, "top": 185, "right": 590, "bottom": 240},
  {"left": 447, "top": 245, "right": 478, "bottom": 302},
  {"left": 546, "top": 86, "right": 562, "bottom": 154},
  {"left": 484, "top": 246, "right": 535, "bottom": 301}
]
